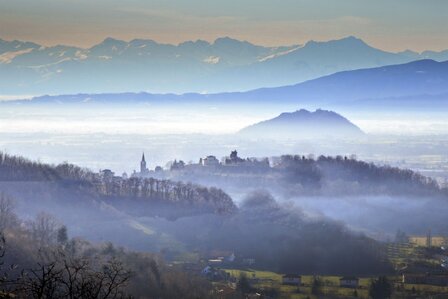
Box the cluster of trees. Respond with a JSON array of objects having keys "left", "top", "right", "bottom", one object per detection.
[
  {"left": 276, "top": 155, "right": 322, "bottom": 189},
  {"left": 200, "top": 191, "right": 393, "bottom": 275},
  {"left": 0, "top": 153, "right": 61, "bottom": 181},
  {"left": 369, "top": 276, "right": 393, "bottom": 299},
  {"left": 97, "top": 177, "right": 236, "bottom": 214},
  {"left": 163, "top": 153, "right": 445, "bottom": 199},
  {"left": 0, "top": 152, "right": 96, "bottom": 182},
  {"left": 0, "top": 193, "right": 215, "bottom": 299},
  {"left": 0, "top": 152, "right": 236, "bottom": 216},
  {"left": 276, "top": 155, "right": 444, "bottom": 196}
]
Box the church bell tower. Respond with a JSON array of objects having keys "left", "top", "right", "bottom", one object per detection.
[{"left": 140, "top": 152, "right": 148, "bottom": 174}]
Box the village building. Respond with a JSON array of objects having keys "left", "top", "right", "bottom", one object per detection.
[
  {"left": 242, "top": 258, "right": 256, "bottom": 266},
  {"left": 224, "top": 150, "right": 270, "bottom": 169},
  {"left": 282, "top": 274, "right": 301, "bottom": 286},
  {"left": 208, "top": 258, "right": 224, "bottom": 265},
  {"left": 170, "top": 159, "right": 185, "bottom": 170},
  {"left": 215, "top": 285, "right": 237, "bottom": 297},
  {"left": 225, "top": 150, "right": 245, "bottom": 165},
  {"left": 201, "top": 155, "right": 220, "bottom": 166},
  {"left": 200, "top": 266, "right": 230, "bottom": 282},
  {"left": 339, "top": 277, "right": 359, "bottom": 288},
  {"left": 100, "top": 169, "right": 115, "bottom": 181},
  {"left": 246, "top": 293, "right": 262, "bottom": 299},
  {"left": 204, "top": 250, "right": 235, "bottom": 265},
  {"left": 227, "top": 252, "right": 236, "bottom": 262}
]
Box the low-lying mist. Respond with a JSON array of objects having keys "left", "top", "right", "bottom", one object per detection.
[
  {"left": 1, "top": 144, "right": 447, "bottom": 281},
  {"left": 0, "top": 151, "right": 398, "bottom": 275},
  {"left": 3, "top": 184, "right": 393, "bottom": 276},
  {"left": 290, "top": 195, "right": 448, "bottom": 238}
]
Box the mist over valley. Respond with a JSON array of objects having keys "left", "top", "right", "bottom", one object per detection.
[{"left": 2, "top": 4, "right": 448, "bottom": 296}]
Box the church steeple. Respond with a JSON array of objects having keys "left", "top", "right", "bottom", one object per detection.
[{"left": 140, "top": 152, "right": 147, "bottom": 174}]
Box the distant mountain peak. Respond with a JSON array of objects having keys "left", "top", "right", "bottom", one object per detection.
[
  {"left": 94, "top": 37, "right": 128, "bottom": 49},
  {"left": 179, "top": 39, "right": 210, "bottom": 46},
  {"left": 213, "top": 36, "right": 255, "bottom": 48},
  {"left": 343, "top": 35, "right": 364, "bottom": 42},
  {"left": 239, "top": 109, "right": 364, "bottom": 139},
  {"left": 305, "top": 36, "right": 369, "bottom": 49},
  {"left": 277, "top": 109, "right": 350, "bottom": 121},
  {"left": 101, "top": 37, "right": 124, "bottom": 44},
  {"left": 214, "top": 36, "right": 241, "bottom": 44},
  {"left": 129, "top": 38, "right": 158, "bottom": 47}
]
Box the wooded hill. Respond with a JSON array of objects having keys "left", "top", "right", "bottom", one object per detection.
[{"left": 0, "top": 152, "right": 236, "bottom": 216}]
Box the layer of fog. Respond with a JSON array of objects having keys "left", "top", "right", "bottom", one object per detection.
[
  {"left": 2, "top": 182, "right": 391, "bottom": 274},
  {"left": 289, "top": 195, "right": 448, "bottom": 239},
  {"left": 1, "top": 132, "right": 446, "bottom": 184},
  {"left": 1, "top": 103, "right": 448, "bottom": 135}
]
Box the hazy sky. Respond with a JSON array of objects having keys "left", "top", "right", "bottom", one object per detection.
[{"left": 0, "top": 0, "right": 447, "bottom": 52}]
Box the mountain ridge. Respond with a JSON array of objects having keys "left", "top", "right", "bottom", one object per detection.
[
  {"left": 2, "top": 36, "right": 448, "bottom": 95},
  {"left": 9, "top": 58, "right": 448, "bottom": 112}
]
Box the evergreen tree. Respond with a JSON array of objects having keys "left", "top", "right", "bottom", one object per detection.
[
  {"left": 369, "top": 276, "right": 392, "bottom": 299},
  {"left": 311, "top": 276, "right": 323, "bottom": 295}
]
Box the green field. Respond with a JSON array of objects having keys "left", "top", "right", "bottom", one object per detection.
[
  {"left": 222, "top": 268, "right": 448, "bottom": 298},
  {"left": 222, "top": 269, "right": 372, "bottom": 298}
]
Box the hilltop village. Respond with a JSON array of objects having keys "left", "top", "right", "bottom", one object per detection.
[
  {"left": 136, "top": 150, "right": 270, "bottom": 177},
  {"left": 98, "top": 150, "right": 271, "bottom": 181},
  {"left": 96, "top": 150, "right": 446, "bottom": 202}
]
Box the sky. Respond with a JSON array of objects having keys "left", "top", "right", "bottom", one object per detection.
[{"left": 0, "top": 0, "right": 447, "bottom": 52}]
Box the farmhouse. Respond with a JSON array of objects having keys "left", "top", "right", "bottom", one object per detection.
[
  {"left": 339, "top": 277, "right": 359, "bottom": 288},
  {"left": 282, "top": 274, "right": 301, "bottom": 286},
  {"left": 208, "top": 258, "right": 224, "bottom": 265}
]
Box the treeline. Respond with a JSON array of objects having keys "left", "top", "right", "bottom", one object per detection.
[
  {"left": 98, "top": 178, "right": 236, "bottom": 214},
  {"left": 0, "top": 193, "right": 215, "bottom": 299},
  {"left": 0, "top": 152, "right": 61, "bottom": 181},
  {"left": 276, "top": 155, "right": 444, "bottom": 196},
  {"left": 0, "top": 152, "right": 94, "bottom": 182},
  {"left": 0, "top": 152, "right": 236, "bottom": 215}
]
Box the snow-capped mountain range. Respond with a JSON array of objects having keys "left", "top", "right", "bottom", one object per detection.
[{"left": 1, "top": 36, "right": 448, "bottom": 95}]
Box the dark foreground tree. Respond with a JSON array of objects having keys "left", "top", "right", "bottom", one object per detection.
[
  {"left": 18, "top": 254, "right": 131, "bottom": 299},
  {"left": 311, "top": 276, "right": 323, "bottom": 295},
  {"left": 236, "top": 273, "right": 252, "bottom": 295},
  {"left": 369, "top": 276, "right": 392, "bottom": 299}
]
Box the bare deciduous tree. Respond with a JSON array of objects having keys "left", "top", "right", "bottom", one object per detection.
[
  {"left": 19, "top": 253, "right": 132, "bottom": 299},
  {"left": 0, "top": 193, "right": 18, "bottom": 231},
  {"left": 28, "top": 213, "right": 61, "bottom": 247}
]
